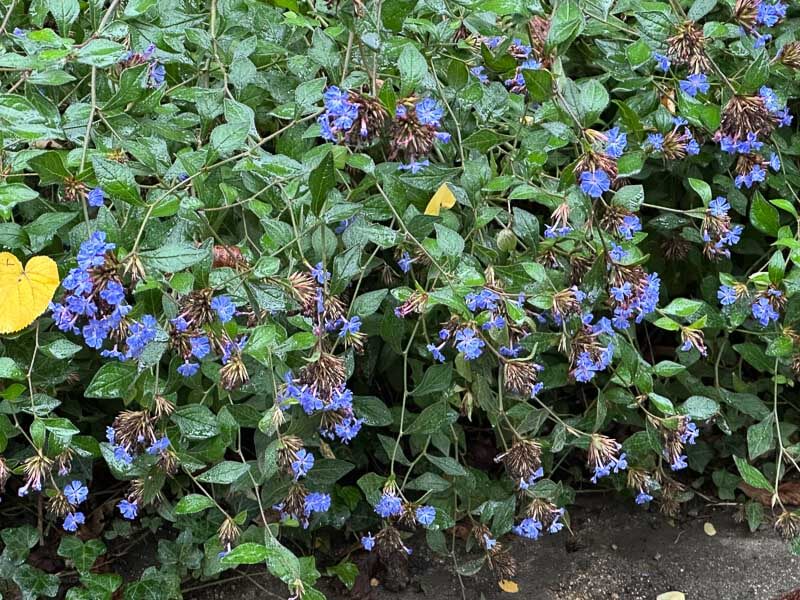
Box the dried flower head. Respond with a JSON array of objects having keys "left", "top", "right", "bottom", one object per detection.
[
  {"left": 718, "top": 95, "right": 778, "bottom": 142},
  {"left": 494, "top": 439, "right": 542, "bottom": 484},
  {"left": 776, "top": 510, "right": 800, "bottom": 541},
  {"left": 666, "top": 21, "right": 711, "bottom": 73}
]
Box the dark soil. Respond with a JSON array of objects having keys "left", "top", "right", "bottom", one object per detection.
[{"left": 180, "top": 496, "right": 800, "bottom": 600}]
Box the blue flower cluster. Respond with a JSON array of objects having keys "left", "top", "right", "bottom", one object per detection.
[
  {"left": 372, "top": 490, "right": 436, "bottom": 528},
  {"left": 739, "top": 0, "right": 787, "bottom": 47},
  {"left": 51, "top": 232, "right": 159, "bottom": 361},
  {"left": 279, "top": 373, "right": 364, "bottom": 443},
  {"left": 702, "top": 196, "right": 744, "bottom": 259},
  {"left": 751, "top": 291, "right": 782, "bottom": 326},
  {"left": 395, "top": 97, "right": 451, "bottom": 173},
  {"left": 318, "top": 86, "right": 359, "bottom": 142},
  {"left": 512, "top": 508, "right": 564, "bottom": 540}
]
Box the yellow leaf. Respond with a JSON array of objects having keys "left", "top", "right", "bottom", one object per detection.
[
  {"left": 498, "top": 580, "right": 519, "bottom": 593},
  {"left": 703, "top": 522, "right": 717, "bottom": 536},
  {"left": 424, "top": 183, "right": 456, "bottom": 216},
  {"left": 0, "top": 253, "right": 59, "bottom": 334},
  {"left": 657, "top": 593, "right": 686, "bottom": 600}
]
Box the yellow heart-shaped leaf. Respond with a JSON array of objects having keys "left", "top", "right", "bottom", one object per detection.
[
  {"left": 424, "top": 183, "right": 456, "bottom": 216},
  {"left": 498, "top": 579, "right": 519, "bottom": 593},
  {"left": 0, "top": 253, "right": 59, "bottom": 334}
]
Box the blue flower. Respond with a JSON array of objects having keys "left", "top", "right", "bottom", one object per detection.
[
  {"left": 100, "top": 281, "right": 125, "bottom": 305},
  {"left": 148, "top": 62, "right": 165, "bottom": 87},
  {"left": 299, "top": 388, "right": 324, "bottom": 414},
  {"left": 465, "top": 289, "right": 500, "bottom": 312},
  {"left": 64, "top": 481, "right": 88, "bottom": 505},
  {"left": 77, "top": 231, "right": 115, "bottom": 270},
  {"left": 177, "top": 361, "right": 200, "bottom": 377},
  {"left": 398, "top": 251, "right": 414, "bottom": 273},
  {"left": 63, "top": 512, "right": 85, "bottom": 532},
  {"left": 645, "top": 133, "right": 664, "bottom": 152},
  {"left": 579, "top": 170, "right": 611, "bottom": 198},
  {"left": 470, "top": 65, "right": 489, "bottom": 84},
  {"left": 679, "top": 73, "right": 709, "bottom": 97},
  {"left": 670, "top": 454, "right": 688, "bottom": 471},
  {"left": 604, "top": 127, "right": 627, "bottom": 159},
  {"left": 652, "top": 52, "right": 670, "bottom": 71},
  {"left": 751, "top": 297, "right": 779, "bottom": 326},
  {"left": 338, "top": 316, "right": 362, "bottom": 337},
  {"left": 427, "top": 343, "right": 446, "bottom": 363},
  {"left": 769, "top": 153, "right": 781, "bottom": 171},
  {"left": 87, "top": 187, "right": 105, "bottom": 207},
  {"left": 512, "top": 517, "right": 543, "bottom": 540},
  {"left": 608, "top": 243, "right": 628, "bottom": 262},
  {"left": 375, "top": 492, "right": 403, "bottom": 518},
  {"left": 416, "top": 505, "right": 436, "bottom": 527},
  {"left": 708, "top": 196, "right": 730, "bottom": 217},
  {"left": 415, "top": 98, "right": 444, "bottom": 127},
  {"left": 82, "top": 319, "right": 108, "bottom": 349},
  {"left": 717, "top": 285, "right": 737, "bottom": 306},
  {"left": 190, "top": 336, "right": 211, "bottom": 359},
  {"left": 455, "top": 328, "right": 485, "bottom": 360},
  {"left": 618, "top": 215, "right": 641, "bottom": 240},
  {"left": 361, "top": 533, "right": 376, "bottom": 551},
  {"left": 759, "top": 86, "right": 781, "bottom": 112},
  {"left": 635, "top": 492, "right": 653, "bottom": 504},
  {"left": 304, "top": 492, "right": 331, "bottom": 516},
  {"left": 291, "top": 449, "right": 315, "bottom": 480},
  {"left": 398, "top": 160, "right": 430, "bottom": 174},
  {"left": 756, "top": 1, "right": 786, "bottom": 26},
  {"left": 147, "top": 437, "right": 170, "bottom": 454},
  {"left": 118, "top": 499, "right": 138, "bottom": 519},
  {"left": 113, "top": 445, "right": 133, "bottom": 465},
  {"left": 211, "top": 295, "right": 236, "bottom": 322},
  {"left": 124, "top": 315, "right": 157, "bottom": 360},
  {"left": 333, "top": 416, "right": 363, "bottom": 443}
]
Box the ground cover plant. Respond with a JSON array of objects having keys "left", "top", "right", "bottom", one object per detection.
[{"left": 0, "top": 0, "right": 800, "bottom": 597}]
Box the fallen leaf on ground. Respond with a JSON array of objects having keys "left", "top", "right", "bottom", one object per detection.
[
  {"left": 704, "top": 522, "right": 717, "bottom": 536},
  {"left": 656, "top": 592, "right": 685, "bottom": 600},
  {"left": 498, "top": 579, "right": 519, "bottom": 593}
]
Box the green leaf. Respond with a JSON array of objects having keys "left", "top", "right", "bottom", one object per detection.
[
  {"left": 76, "top": 39, "right": 127, "bottom": 67},
  {"left": 434, "top": 223, "right": 464, "bottom": 256},
  {"left": 350, "top": 289, "right": 388, "bottom": 317},
  {"left": 411, "top": 363, "right": 452, "bottom": 396},
  {"left": 547, "top": 0, "right": 584, "bottom": 48},
  {"left": 171, "top": 405, "right": 219, "bottom": 440},
  {"left": 405, "top": 401, "right": 456, "bottom": 435},
  {"left": 398, "top": 44, "right": 428, "bottom": 95},
  {"left": 733, "top": 455, "right": 772, "bottom": 491},
  {"left": 683, "top": 395, "right": 719, "bottom": 420},
  {"left": 220, "top": 543, "right": 269, "bottom": 565},
  {"left": 40, "top": 417, "right": 79, "bottom": 437},
  {"left": 140, "top": 243, "right": 209, "bottom": 272},
  {"left": 612, "top": 185, "right": 644, "bottom": 211},
  {"left": 662, "top": 298, "right": 704, "bottom": 318},
  {"left": 687, "top": 0, "right": 717, "bottom": 20},
  {"left": 352, "top": 395, "right": 393, "bottom": 426},
  {"left": 747, "top": 415, "right": 774, "bottom": 460},
  {"left": 210, "top": 122, "right": 249, "bottom": 157},
  {"left": 309, "top": 151, "right": 335, "bottom": 215},
  {"left": 427, "top": 454, "right": 467, "bottom": 476},
  {"left": 0, "top": 357, "right": 25, "bottom": 380},
  {"left": 306, "top": 459, "right": 355, "bottom": 486},
  {"left": 196, "top": 461, "right": 250, "bottom": 484},
  {"left": 57, "top": 538, "right": 106, "bottom": 575},
  {"left": 174, "top": 494, "right": 217, "bottom": 515},
  {"left": 750, "top": 192, "right": 780, "bottom": 236},
  {"left": 654, "top": 361, "right": 686, "bottom": 377},
  {"left": 92, "top": 157, "right": 143, "bottom": 206},
  {"left": 84, "top": 362, "right": 137, "bottom": 399},
  {"left": 521, "top": 69, "right": 553, "bottom": 102},
  {"left": 381, "top": 0, "right": 417, "bottom": 30},
  {"left": 688, "top": 178, "right": 712, "bottom": 203},
  {"left": 0, "top": 183, "right": 38, "bottom": 218},
  {"left": 25, "top": 212, "right": 76, "bottom": 252}
]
